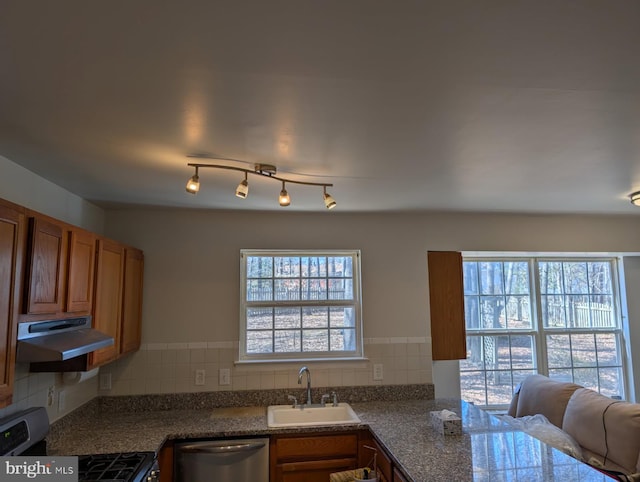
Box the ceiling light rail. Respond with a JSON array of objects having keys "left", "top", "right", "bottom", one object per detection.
[{"left": 185, "top": 162, "right": 336, "bottom": 209}]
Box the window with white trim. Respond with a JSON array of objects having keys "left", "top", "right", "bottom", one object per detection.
[
  {"left": 460, "top": 257, "right": 627, "bottom": 409},
  {"left": 239, "top": 250, "right": 363, "bottom": 362}
]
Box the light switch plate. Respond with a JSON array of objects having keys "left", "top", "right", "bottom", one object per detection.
[
  {"left": 373, "top": 364, "right": 384, "bottom": 381},
  {"left": 195, "top": 369, "right": 205, "bottom": 386},
  {"left": 99, "top": 373, "right": 112, "bottom": 390},
  {"left": 219, "top": 368, "right": 231, "bottom": 386}
]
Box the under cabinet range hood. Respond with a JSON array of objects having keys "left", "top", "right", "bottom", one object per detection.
[{"left": 16, "top": 317, "right": 114, "bottom": 363}]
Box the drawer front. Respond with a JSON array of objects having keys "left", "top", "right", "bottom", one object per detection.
[{"left": 275, "top": 434, "right": 358, "bottom": 460}]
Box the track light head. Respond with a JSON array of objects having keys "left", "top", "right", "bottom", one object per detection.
[
  {"left": 279, "top": 182, "right": 290, "bottom": 207},
  {"left": 323, "top": 187, "right": 337, "bottom": 210},
  {"left": 236, "top": 173, "right": 249, "bottom": 198},
  {"left": 185, "top": 167, "right": 200, "bottom": 194}
]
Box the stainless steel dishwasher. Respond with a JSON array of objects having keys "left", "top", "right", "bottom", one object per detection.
[{"left": 175, "top": 437, "right": 269, "bottom": 482}]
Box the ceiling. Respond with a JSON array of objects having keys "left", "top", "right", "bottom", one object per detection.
[{"left": 2, "top": 1, "right": 640, "bottom": 213}]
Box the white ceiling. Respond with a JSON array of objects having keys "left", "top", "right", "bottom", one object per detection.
[{"left": 2, "top": 1, "right": 640, "bottom": 213}]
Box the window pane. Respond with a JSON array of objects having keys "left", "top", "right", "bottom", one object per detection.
[
  {"left": 247, "top": 279, "right": 272, "bottom": 301},
  {"left": 479, "top": 262, "right": 504, "bottom": 295},
  {"left": 589, "top": 295, "right": 614, "bottom": 328},
  {"left": 510, "top": 335, "right": 535, "bottom": 369},
  {"left": 328, "top": 256, "right": 352, "bottom": 277},
  {"left": 463, "top": 262, "right": 479, "bottom": 295},
  {"left": 275, "top": 279, "right": 300, "bottom": 300},
  {"left": 301, "top": 257, "right": 327, "bottom": 277},
  {"left": 595, "top": 333, "right": 621, "bottom": 366},
  {"left": 539, "top": 261, "right": 563, "bottom": 294},
  {"left": 302, "top": 307, "right": 328, "bottom": 328},
  {"left": 247, "top": 308, "right": 273, "bottom": 330},
  {"left": 274, "top": 330, "right": 301, "bottom": 352},
  {"left": 330, "top": 328, "right": 356, "bottom": 351},
  {"left": 505, "top": 296, "right": 531, "bottom": 329},
  {"left": 460, "top": 371, "right": 487, "bottom": 405},
  {"left": 303, "top": 330, "right": 328, "bottom": 351},
  {"left": 564, "top": 262, "right": 588, "bottom": 294},
  {"left": 504, "top": 262, "right": 529, "bottom": 295},
  {"left": 330, "top": 307, "right": 355, "bottom": 327},
  {"left": 548, "top": 368, "right": 573, "bottom": 383},
  {"left": 599, "top": 367, "right": 624, "bottom": 398},
  {"left": 301, "top": 279, "right": 327, "bottom": 300},
  {"left": 573, "top": 368, "right": 598, "bottom": 391},
  {"left": 546, "top": 334, "right": 571, "bottom": 369},
  {"left": 274, "top": 257, "right": 300, "bottom": 277},
  {"left": 247, "top": 331, "right": 273, "bottom": 353},
  {"left": 485, "top": 371, "right": 513, "bottom": 405},
  {"left": 480, "top": 297, "right": 505, "bottom": 329},
  {"left": 246, "top": 256, "right": 272, "bottom": 278},
  {"left": 588, "top": 262, "right": 612, "bottom": 294},
  {"left": 541, "top": 295, "right": 566, "bottom": 328},
  {"left": 274, "top": 307, "right": 300, "bottom": 329},
  {"left": 464, "top": 296, "right": 480, "bottom": 330},
  {"left": 329, "top": 279, "right": 353, "bottom": 300},
  {"left": 571, "top": 334, "right": 597, "bottom": 367}
]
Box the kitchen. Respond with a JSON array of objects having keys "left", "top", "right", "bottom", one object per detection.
[{"left": 2, "top": 2, "right": 640, "bottom": 481}]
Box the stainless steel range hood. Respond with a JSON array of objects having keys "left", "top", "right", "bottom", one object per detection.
[{"left": 16, "top": 317, "right": 114, "bottom": 363}]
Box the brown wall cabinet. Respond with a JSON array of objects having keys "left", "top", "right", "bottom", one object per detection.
[
  {"left": 90, "top": 239, "right": 125, "bottom": 368},
  {"left": 66, "top": 229, "right": 96, "bottom": 314},
  {"left": 428, "top": 251, "right": 466, "bottom": 360},
  {"left": 0, "top": 200, "right": 25, "bottom": 407}
]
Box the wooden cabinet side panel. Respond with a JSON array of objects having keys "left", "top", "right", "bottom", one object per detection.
[
  {"left": 393, "top": 467, "right": 410, "bottom": 482},
  {"left": 91, "top": 240, "right": 124, "bottom": 367},
  {"left": 373, "top": 439, "right": 393, "bottom": 482},
  {"left": 0, "top": 204, "right": 25, "bottom": 407},
  {"left": 121, "top": 248, "right": 143, "bottom": 354},
  {"left": 428, "top": 251, "right": 466, "bottom": 360},
  {"left": 25, "top": 218, "right": 65, "bottom": 314},
  {"left": 66, "top": 230, "right": 96, "bottom": 313}
]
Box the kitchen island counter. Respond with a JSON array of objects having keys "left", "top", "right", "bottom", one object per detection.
[{"left": 47, "top": 398, "right": 610, "bottom": 481}]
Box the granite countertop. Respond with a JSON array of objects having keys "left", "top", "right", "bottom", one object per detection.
[{"left": 47, "top": 398, "right": 611, "bottom": 482}]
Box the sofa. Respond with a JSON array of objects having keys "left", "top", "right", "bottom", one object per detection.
[{"left": 507, "top": 374, "right": 640, "bottom": 478}]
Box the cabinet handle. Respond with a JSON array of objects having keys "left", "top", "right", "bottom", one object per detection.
[{"left": 179, "top": 442, "right": 265, "bottom": 454}]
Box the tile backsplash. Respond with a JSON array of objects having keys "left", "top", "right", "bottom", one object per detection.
[{"left": 99, "top": 337, "right": 432, "bottom": 396}]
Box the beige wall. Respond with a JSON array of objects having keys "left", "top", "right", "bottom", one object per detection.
[
  {"left": 0, "top": 155, "right": 106, "bottom": 422},
  {"left": 101, "top": 207, "right": 640, "bottom": 397}
]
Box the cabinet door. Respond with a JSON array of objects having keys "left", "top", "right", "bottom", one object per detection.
[
  {"left": 66, "top": 229, "right": 95, "bottom": 313},
  {"left": 428, "top": 251, "right": 466, "bottom": 360},
  {"left": 393, "top": 467, "right": 409, "bottom": 482},
  {"left": 0, "top": 202, "right": 25, "bottom": 407},
  {"left": 91, "top": 239, "right": 124, "bottom": 367},
  {"left": 121, "top": 248, "right": 143, "bottom": 354},
  {"left": 278, "top": 458, "right": 358, "bottom": 482},
  {"left": 373, "top": 439, "right": 393, "bottom": 482},
  {"left": 25, "top": 217, "right": 65, "bottom": 314}
]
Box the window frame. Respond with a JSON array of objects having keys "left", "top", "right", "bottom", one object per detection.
[
  {"left": 238, "top": 249, "right": 364, "bottom": 363},
  {"left": 460, "top": 255, "right": 629, "bottom": 410}
]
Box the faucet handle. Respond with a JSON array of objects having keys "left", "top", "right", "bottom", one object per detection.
[
  {"left": 331, "top": 391, "right": 338, "bottom": 407},
  {"left": 321, "top": 394, "right": 330, "bottom": 406},
  {"left": 287, "top": 395, "right": 298, "bottom": 408}
]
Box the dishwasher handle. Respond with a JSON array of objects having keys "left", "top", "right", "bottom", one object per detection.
[{"left": 178, "top": 441, "right": 266, "bottom": 455}]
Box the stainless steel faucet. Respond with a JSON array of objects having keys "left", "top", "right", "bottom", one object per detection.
[{"left": 297, "top": 366, "right": 312, "bottom": 405}]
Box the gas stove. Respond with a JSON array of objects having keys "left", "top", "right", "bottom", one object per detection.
[{"left": 0, "top": 407, "right": 159, "bottom": 482}]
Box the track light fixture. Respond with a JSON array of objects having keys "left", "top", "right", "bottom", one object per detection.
[
  {"left": 630, "top": 191, "right": 640, "bottom": 206},
  {"left": 185, "top": 166, "right": 200, "bottom": 194},
  {"left": 184, "top": 160, "right": 336, "bottom": 209}
]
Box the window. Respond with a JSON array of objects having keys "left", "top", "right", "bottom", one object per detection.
[
  {"left": 460, "top": 257, "right": 627, "bottom": 408},
  {"left": 239, "top": 250, "right": 363, "bottom": 362}
]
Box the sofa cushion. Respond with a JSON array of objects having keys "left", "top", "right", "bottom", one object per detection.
[
  {"left": 513, "top": 375, "right": 582, "bottom": 428},
  {"left": 562, "top": 388, "right": 640, "bottom": 475}
]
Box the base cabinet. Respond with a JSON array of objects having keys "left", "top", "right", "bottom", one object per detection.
[{"left": 271, "top": 432, "right": 362, "bottom": 482}]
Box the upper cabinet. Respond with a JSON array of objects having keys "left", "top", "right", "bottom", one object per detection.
[
  {"left": 428, "top": 251, "right": 466, "bottom": 360},
  {"left": 24, "top": 216, "right": 66, "bottom": 315},
  {"left": 23, "top": 214, "right": 97, "bottom": 318},
  {"left": 121, "top": 247, "right": 144, "bottom": 355},
  {"left": 66, "top": 229, "right": 96, "bottom": 314},
  {"left": 0, "top": 200, "right": 26, "bottom": 408},
  {"left": 91, "top": 239, "right": 125, "bottom": 368}
]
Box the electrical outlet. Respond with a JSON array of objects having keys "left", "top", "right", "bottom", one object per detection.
[
  {"left": 195, "top": 369, "right": 205, "bottom": 386},
  {"left": 47, "top": 386, "right": 55, "bottom": 407},
  {"left": 373, "top": 364, "right": 384, "bottom": 381},
  {"left": 58, "top": 389, "right": 66, "bottom": 412},
  {"left": 99, "top": 373, "right": 112, "bottom": 391},
  {"left": 219, "top": 368, "right": 231, "bottom": 386}
]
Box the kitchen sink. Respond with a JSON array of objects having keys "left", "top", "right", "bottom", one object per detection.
[{"left": 267, "top": 403, "right": 361, "bottom": 428}]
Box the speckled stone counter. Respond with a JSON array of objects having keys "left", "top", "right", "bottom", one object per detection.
[{"left": 47, "top": 396, "right": 611, "bottom": 481}]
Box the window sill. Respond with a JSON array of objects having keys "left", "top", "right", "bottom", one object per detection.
[{"left": 234, "top": 357, "right": 369, "bottom": 370}]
